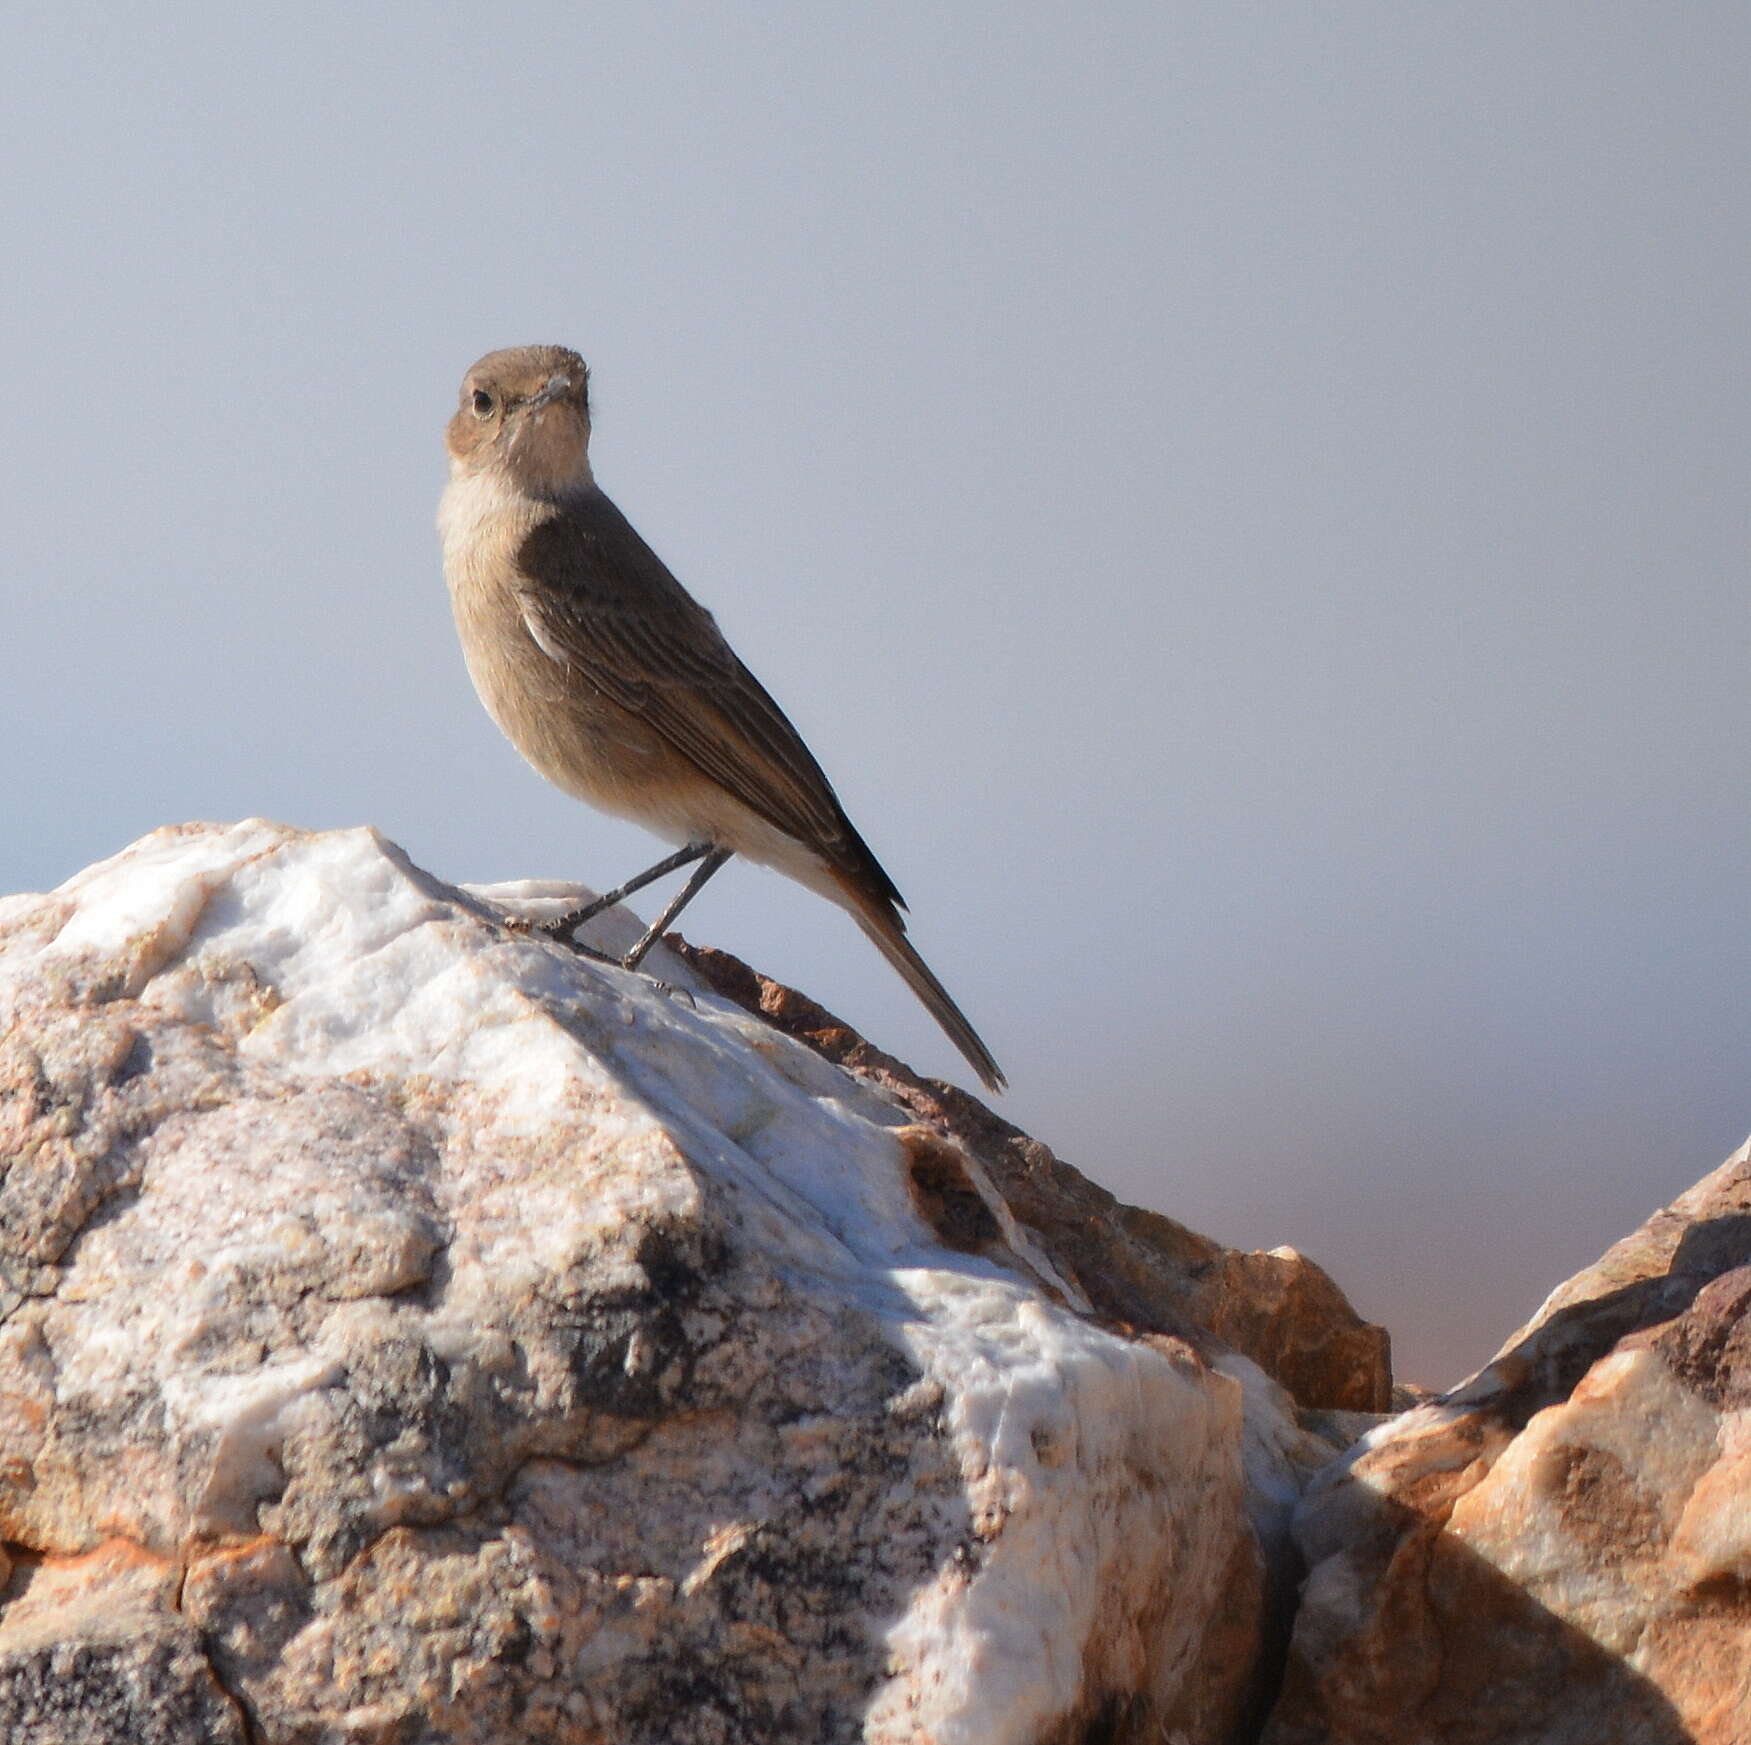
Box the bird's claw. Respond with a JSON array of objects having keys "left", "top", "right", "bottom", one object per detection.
[
  {"left": 563, "top": 940, "right": 621, "bottom": 966},
  {"left": 544, "top": 930, "right": 696, "bottom": 1002}
]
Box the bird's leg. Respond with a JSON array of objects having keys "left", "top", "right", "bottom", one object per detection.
[
  {"left": 542, "top": 842, "right": 714, "bottom": 940},
  {"left": 622, "top": 848, "right": 732, "bottom": 969}
]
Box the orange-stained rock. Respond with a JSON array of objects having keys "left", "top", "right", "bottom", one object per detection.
[
  {"left": 0, "top": 1540, "right": 244, "bottom": 1743},
  {"left": 1264, "top": 1139, "right": 1751, "bottom": 1745}
]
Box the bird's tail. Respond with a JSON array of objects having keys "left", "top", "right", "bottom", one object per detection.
[{"left": 839, "top": 887, "right": 1005, "bottom": 1093}]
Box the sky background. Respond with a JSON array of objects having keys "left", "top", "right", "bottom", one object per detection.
[{"left": 5, "top": 4, "right": 1748, "bottom": 1384}]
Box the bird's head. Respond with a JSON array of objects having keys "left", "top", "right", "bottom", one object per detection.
[{"left": 447, "top": 345, "right": 592, "bottom": 497}]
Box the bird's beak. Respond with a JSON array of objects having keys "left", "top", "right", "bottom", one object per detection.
[{"left": 519, "top": 374, "right": 572, "bottom": 414}]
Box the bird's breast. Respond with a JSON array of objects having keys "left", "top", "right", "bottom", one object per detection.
[{"left": 440, "top": 471, "right": 687, "bottom": 819}]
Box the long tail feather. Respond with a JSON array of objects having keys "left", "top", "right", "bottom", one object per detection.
[{"left": 846, "top": 901, "right": 1006, "bottom": 1093}]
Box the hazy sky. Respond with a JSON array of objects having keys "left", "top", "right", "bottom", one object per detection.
[{"left": 5, "top": 5, "right": 1748, "bottom": 1383}]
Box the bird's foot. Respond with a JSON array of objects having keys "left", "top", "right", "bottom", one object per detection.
[
  {"left": 541, "top": 905, "right": 600, "bottom": 939},
  {"left": 489, "top": 907, "right": 590, "bottom": 942},
  {"left": 550, "top": 930, "right": 697, "bottom": 1003},
  {"left": 547, "top": 931, "right": 620, "bottom": 966}
]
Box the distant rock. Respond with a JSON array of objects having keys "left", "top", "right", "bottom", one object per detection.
[
  {"left": 1264, "top": 1140, "right": 1751, "bottom": 1745},
  {"left": 0, "top": 820, "right": 1381, "bottom": 1745}
]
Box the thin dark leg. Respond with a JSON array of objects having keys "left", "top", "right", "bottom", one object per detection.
[
  {"left": 622, "top": 847, "right": 732, "bottom": 969},
  {"left": 543, "top": 842, "right": 713, "bottom": 940}
]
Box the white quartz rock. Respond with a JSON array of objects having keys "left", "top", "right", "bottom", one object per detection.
[{"left": 0, "top": 821, "right": 1258, "bottom": 1745}]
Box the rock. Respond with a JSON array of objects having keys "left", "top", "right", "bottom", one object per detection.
[
  {"left": 664, "top": 936, "right": 1397, "bottom": 1741},
  {"left": 1264, "top": 1138, "right": 1751, "bottom": 1745},
  {"left": 667, "top": 939, "right": 1393, "bottom": 1414},
  {"left": 0, "top": 821, "right": 1272, "bottom": 1745},
  {"left": 0, "top": 1542, "right": 245, "bottom": 1745}
]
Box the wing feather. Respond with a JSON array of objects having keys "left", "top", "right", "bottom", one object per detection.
[{"left": 515, "top": 489, "right": 904, "bottom": 910}]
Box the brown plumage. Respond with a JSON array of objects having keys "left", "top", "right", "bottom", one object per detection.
[{"left": 439, "top": 345, "right": 1004, "bottom": 1091}]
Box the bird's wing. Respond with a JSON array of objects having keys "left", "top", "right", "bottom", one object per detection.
[{"left": 514, "top": 490, "right": 904, "bottom": 909}]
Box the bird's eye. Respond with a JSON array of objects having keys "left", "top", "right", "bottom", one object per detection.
[{"left": 471, "top": 389, "right": 496, "bottom": 418}]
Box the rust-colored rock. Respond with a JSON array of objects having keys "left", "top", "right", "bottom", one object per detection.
[
  {"left": 1264, "top": 1139, "right": 1751, "bottom": 1745},
  {"left": 669, "top": 937, "right": 1393, "bottom": 1412}
]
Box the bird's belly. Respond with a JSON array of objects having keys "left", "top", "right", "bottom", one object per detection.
[{"left": 445, "top": 566, "right": 715, "bottom": 844}]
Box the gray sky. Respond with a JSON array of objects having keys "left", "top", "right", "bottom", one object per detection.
[{"left": 5, "top": 4, "right": 1748, "bottom": 1383}]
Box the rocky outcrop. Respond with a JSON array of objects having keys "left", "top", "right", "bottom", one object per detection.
[
  {"left": 1265, "top": 1141, "right": 1751, "bottom": 1745},
  {"left": 0, "top": 820, "right": 1378, "bottom": 1745},
  {"left": 17, "top": 818, "right": 1742, "bottom": 1741}
]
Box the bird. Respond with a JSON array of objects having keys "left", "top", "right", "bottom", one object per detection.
[{"left": 438, "top": 344, "right": 1005, "bottom": 1092}]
